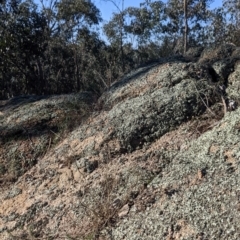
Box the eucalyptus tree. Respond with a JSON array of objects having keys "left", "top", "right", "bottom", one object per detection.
[
  {"left": 165, "top": 0, "right": 213, "bottom": 53},
  {"left": 0, "top": 0, "right": 106, "bottom": 98},
  {"left": 35, "top": 0, "right": 103, "bottom": 93},
  {"left": 183, "top": 0, "right": 188, "bottom": 53},
  {"left": 223, "top": 0, "right": 240, "bottom": 26},
  {"left": 0, "top": 0, "right": 47, "bottom": 98},
  {"left": 104, "top": 0, "right": 166, "bottom": 69},
  {"left": 223, "top": 0, "right": 240, "bottom": 45},
  {"left": 124, "top": 1, "right": 165, "bottom": 45},
  {"left": 38, "top": 0, "right": 101, "bottom": 39},
  {"left": 205, "top": 7, "right": 227, "bottom": 45},
  {"left": 205, "top": 1, "right": 240, "bottom": 46},
  {"left": 123, "top": 0, "right": 166, "bottom": 62},
  {"left": 102, "top": 0, "right": 126, "bottom": 72}
]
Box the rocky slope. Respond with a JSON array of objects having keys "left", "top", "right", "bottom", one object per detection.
[{"left": 1, "top": 43, "right": 240, "bottom": 239}]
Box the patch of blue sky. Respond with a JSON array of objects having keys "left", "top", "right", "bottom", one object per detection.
[{"left": 96, "top": 0, "right": 222, "bottom": 22}]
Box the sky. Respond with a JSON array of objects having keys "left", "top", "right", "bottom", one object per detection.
[
  {"left": 34, "top": 0, "right": 223, "bottom": 23},
  {"left": 95, "top": 0, "right": 223, "bottom": 23},
  {"left": 34, "top": 0, "right": 223, "bottom": 42},
  {"left": 95, "top": 0, "right": 143, "bottom": 23}
]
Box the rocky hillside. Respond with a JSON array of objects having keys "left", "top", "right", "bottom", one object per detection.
[{"left": 1, "top": 44, "right": 240, "bottom": 239}]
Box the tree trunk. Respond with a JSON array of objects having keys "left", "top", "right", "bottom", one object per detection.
[
  {"left": 184, "top": 0, "right": 188, "bottom": 54},
  {"left": 120, "top": 0, "right": 125, "bottom": 72}
]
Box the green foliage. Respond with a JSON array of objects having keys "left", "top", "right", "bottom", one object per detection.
[
  {"left": 0, "top": 0, "right": 48, "bottom": 97},
  {"left": 206, "top": 7, "right": 228, "bottom": 45},
  {"left": 204, "top": 1, "right": 240, "bottom": 47},
  {"left": 165, "top": 0, "right": 213, "bottom": 49},
  {"left": 0, "top": 0, "right": 107, "bottom": 99},
  {"left": 0, "top": 0, "right": 237, "bottom": 99},
  {"left": 124, "top": 1, "right": 166, "bottom": 43},
  {"left": 223, "top": 0, "right": 240, "bottom": 46}
]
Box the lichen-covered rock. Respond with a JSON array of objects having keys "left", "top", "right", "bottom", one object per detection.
[
  {"left": 0, "top": 92, "right": 94, "bottom": 182},
  {"left": 100, "top": 60, "right": 223, "bottom": 151},
  {"left": 0, "top": 44, "right": 240, "bottom": 240},
  {"left": 227, "top": 60, "right": 240, "bottom": 102},
  {"left": 106, "top": 108, "right": 240, "bottom": 240},
  {"left": 199, "top": 43, "right": 237, "bottom": 63}
]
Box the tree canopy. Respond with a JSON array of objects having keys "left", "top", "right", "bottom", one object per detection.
[{"left": 0, "top": 0, "right": 239, "bottom": 99}]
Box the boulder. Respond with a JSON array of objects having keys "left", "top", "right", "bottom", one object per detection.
[{"left": 0, "top": 44, "right": 240, "bottom": 239}]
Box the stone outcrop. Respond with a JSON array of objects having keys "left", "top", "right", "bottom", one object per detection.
[{"left": 0, "top": 44, "right": 240, "bottom": 239}]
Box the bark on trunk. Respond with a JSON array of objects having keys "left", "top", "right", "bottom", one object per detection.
[{"left": 184, "top": 0, "right": 188, "bottom": 54}]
